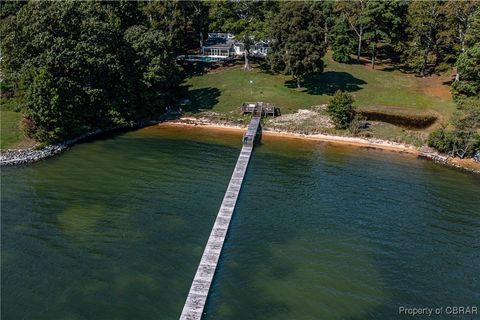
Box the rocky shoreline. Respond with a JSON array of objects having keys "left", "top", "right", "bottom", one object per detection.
[
  {"left": 1, "top": 144, "right": 68, "bottom": 166},
  {"left": 0, "top": 119, "right": 162, "bottom": 167},
  {"left": 417, "top": 150, "right": 480, "bottom": 174}
]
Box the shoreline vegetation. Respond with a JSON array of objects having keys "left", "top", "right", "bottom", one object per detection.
[
  {"left": 166, "top": 118, "right": 480, "bottom": 174},
  {"left": 1, "top": 1, "right": 478, "bottom": 171},
  {"left": 1, "top": 116, "right": 479, "bottom": 174}
]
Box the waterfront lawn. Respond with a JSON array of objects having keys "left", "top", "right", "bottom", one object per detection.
[
  {"left": 1, "top": 110, "right": 25, "bottom": 149},
  {"left": 183, "top": 51, "right": 456, "bottom": 119}
]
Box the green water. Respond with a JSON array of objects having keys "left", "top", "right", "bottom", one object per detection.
[{"left": 2, "top": 126, "right": 479, "bottom": 320}]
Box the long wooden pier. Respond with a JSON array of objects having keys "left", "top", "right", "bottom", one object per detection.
[{"left": 179, "top": 115, "right": 261, "bottom": 320}]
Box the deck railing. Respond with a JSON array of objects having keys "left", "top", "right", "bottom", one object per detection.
[{"left": 241, "top": 102, "right": 280, "bottom": 117}]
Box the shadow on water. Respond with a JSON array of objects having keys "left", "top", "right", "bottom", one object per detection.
[{"left": 285, "top": 71, "right": 367, "bottom": 95}]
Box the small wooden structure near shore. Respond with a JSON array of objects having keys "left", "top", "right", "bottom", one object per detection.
[{"left": 241, "top": 102, "right": 281, "bottom": 117}]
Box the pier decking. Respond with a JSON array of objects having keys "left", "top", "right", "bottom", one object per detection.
[
  {"left": 241, "top": 102, "right": 281, "bottom": 117},
  {"left": 179, "top": 114, "right": 262, "bottom": 320}
]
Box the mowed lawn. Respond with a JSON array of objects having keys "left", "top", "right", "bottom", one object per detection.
[
  {"left": 0, "top": 52, "right": 457, "bottom": 150},
  {"left": 184, "top": 51, "right": 456, "bottom": 118},
  {"left": 0, "top": 110, "right": 25, "bottom": 149}
]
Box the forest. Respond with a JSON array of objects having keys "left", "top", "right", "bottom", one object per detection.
[{"left": 1, "top": 1, "right": 479, "bottom": 157}]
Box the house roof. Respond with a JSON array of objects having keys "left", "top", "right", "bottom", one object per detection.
[{"left": 203, "top": 37, "right": 234, "bottom": 49}]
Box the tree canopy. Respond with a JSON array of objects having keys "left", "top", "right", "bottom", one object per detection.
[
  {"left": 268, "top": 2, "right": 327, "bottom": 88},
  {"left": 1, "top": 1, "right": 180, "bottom": 142},
  {"left": 1, "top": 0, "right": 479, "bottom": 152}
]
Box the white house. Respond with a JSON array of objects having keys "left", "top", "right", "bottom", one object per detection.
[
  {"left": 201, "top": 32, "right": 269, "bottom": 59},
  {"left": 201, "top": 33, "right": 235, "bottom": 58},
  {"left": 233, "top": 41, "right": 269, "bottom": 57},
  {"left": 252, "top": 41, "right": 269, "bottom": 57}
]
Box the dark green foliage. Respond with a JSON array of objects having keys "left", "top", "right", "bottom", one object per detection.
[
  {"left": 1, "top": 1, "right": 181, "bottom": 143},
  {"left": 1, "top": 0, "right": 479, "bottom": 146},
  {"left": 452, "top": 44, "right": 480, "bottom": 99},
  {"left": 403, "top": 1, "right": 478, "bottom": 76},
  {"left": 268, "top": 2, "right": 326, "bottom": 88},
  {"left": 443, "top": 1, "right": 479, "bottom": 64},
  {"left": 0, "top": 0, "right": 25, "bottom": 19},
  {"left": 327, "top": 91, "right": 356, "bottom": 129},
  {"left": 452, "top": 9, "right": 480, "bottom": 100},
  {"left": 362, "top": 0, "right": 407, "bottom": 69},
  {"left": 143, "top": 1, "right": 208, "bottom": 54},
  {"left": 102, "top": 1, "right": 144, "bottom": 32},
  {"left": 124, "top": 26, "right": 181, "bottom": 114},
  {"left": 428, "top": 127, "right": 455, "bottom": 154},
  {"left": 404, "top": 1, "right": 446, "bottom": 76},
  {"left": 22, "top": 69, "right": 63, "bottom": 141},
  {"left": 464, "top": 6, "right": 480, "bottom": 46},
  {"left": 332, "top": 17, "right": 353, "bottom": 63},
  {"left": 428, "top": 106, "right": 480, "bottom": 158},
  {"left": 320, "top": 1, "right": 336, "bottom": 46},
  {"left": 335, "top": 0, "right": 367, "bottom": 63}
]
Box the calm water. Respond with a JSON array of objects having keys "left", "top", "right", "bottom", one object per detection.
[{"left": 2, "top": 125, "right": 479, "bottom": 320}]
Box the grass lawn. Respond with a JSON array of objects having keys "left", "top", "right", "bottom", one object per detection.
[
  {"left": 0, "top": 110, "right": 26, "bottom": 149},
  {"left": 184, "top": 51, "right": 457, "bottom": 119},
  {"left": 0, "top": 51, "right": 457, "bottom": 150}
]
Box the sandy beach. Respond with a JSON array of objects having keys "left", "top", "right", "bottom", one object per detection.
[{"left": 159, "top": 118, "right": 480, "bottom": 173}]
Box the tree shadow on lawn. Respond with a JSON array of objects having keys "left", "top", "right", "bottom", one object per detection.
[
  {"left": 285, "top": 71, "right": 367, "bottom": 95},
  {"left": 180, "top": 86, "right": 221, "bottom": 113}
]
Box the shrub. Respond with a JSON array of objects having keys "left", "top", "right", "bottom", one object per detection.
[
  {"left": 428, "top": 106, "right": 480, "bottom": 158},
  {"left": 428, "top": 126, "right": 454, "bottom": 154},
  {"left": 349, "top": 114, "right": 366, "bottom": 136},
  {"left": 327, "top": 90, "right": 356, "bottom": 129}
]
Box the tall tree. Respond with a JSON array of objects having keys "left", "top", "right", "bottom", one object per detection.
[
  {"left": 443, "top": 1, "right": 479, "bottom": 81},
  {"left": 192, "top": 2, "right": 210, "bottom": 48},
  {"left": 143, "top": 1, "right": 205, "bottom": 54},
  {"left": 320, "top": 1, "right": 336, "bottom": 46},
  {"left": 1, "top": 1, "right": 180, "bottom": 142},
  {"left": 452, "top": 9, "right": 480, "bottom": 100},
  {"left": 336, "top": 0, "right": 369, "bottom": 62},
  {"left": 2, "top": 2, "right": 132, "bottom": 141},
  {"left": 332, "top": 15, "right": 354, "bottom": 63},
  {"left": 362, "top": 0, "right": 406, "bottom": 69},
  {"left": 405, "top": 1, "right": 446, "bottom": 76},
  {"left": 268, "top": 2, "right": 326, "bottom": 88},
  {"left": 124, "top": 25, "right": 181, "bottom": 115}
]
